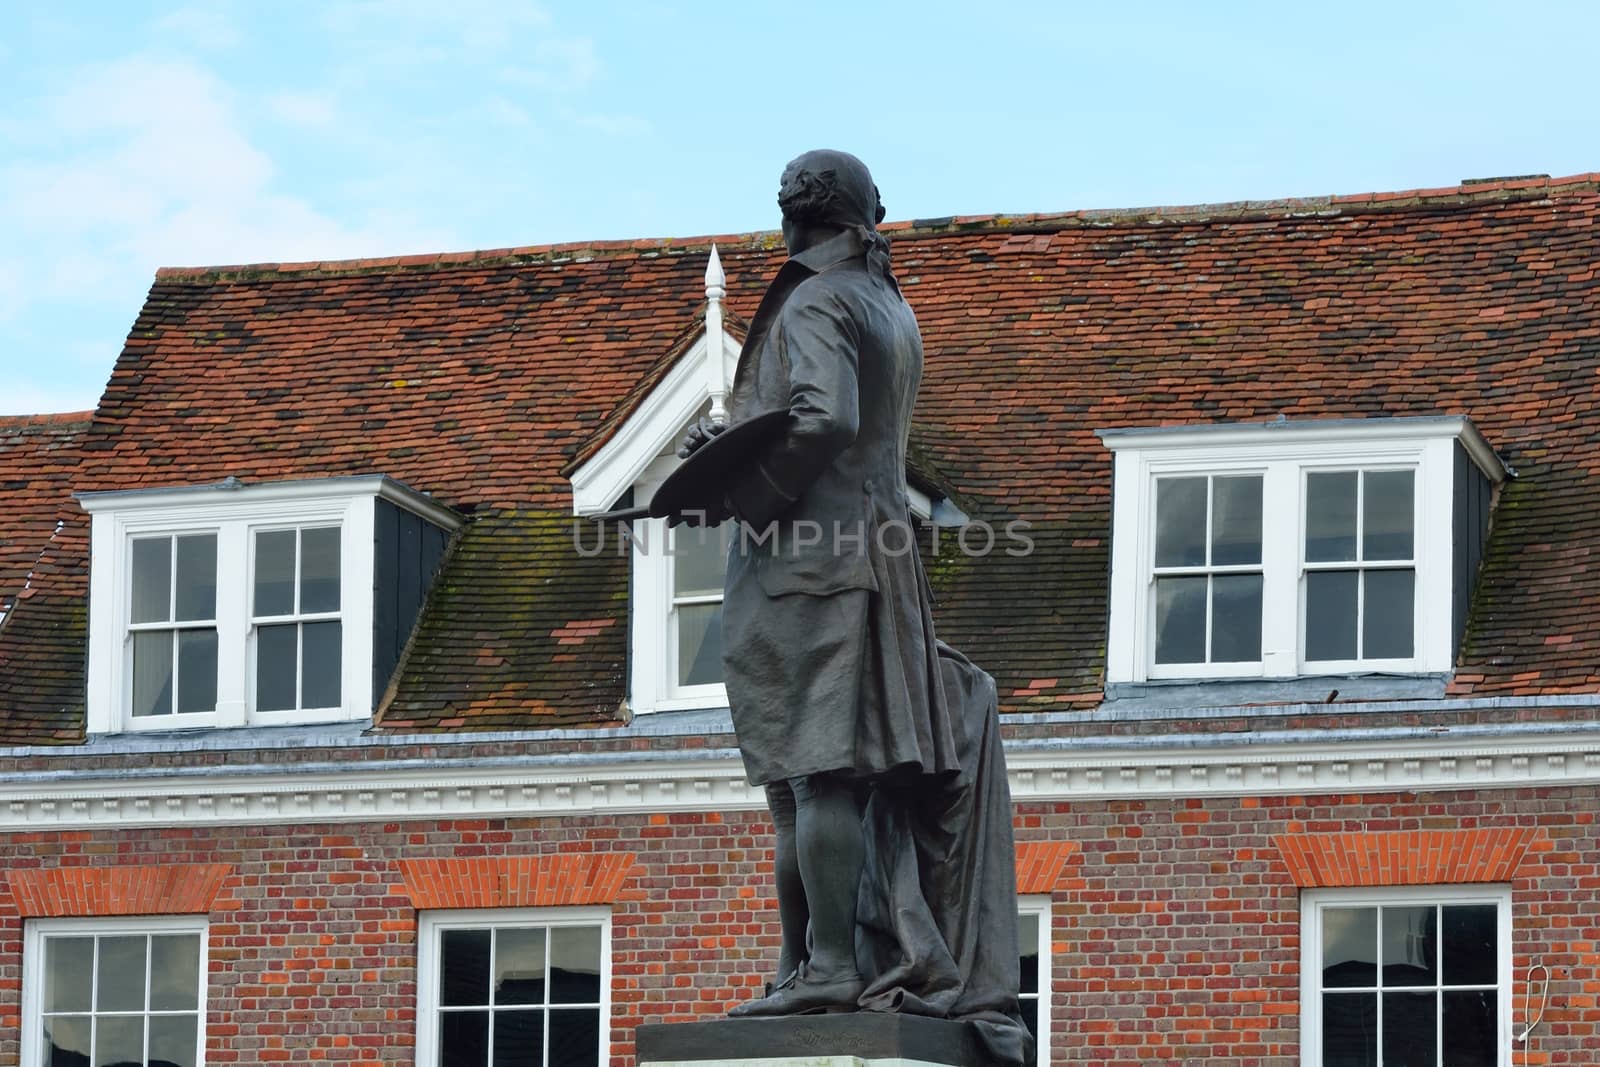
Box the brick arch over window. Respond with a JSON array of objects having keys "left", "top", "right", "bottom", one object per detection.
[
  {"left": 1015, "top": 841, "right": 1081, "bottom": 894},
  {"left": 1272, "top": 828, "right": 1542, "bottom": 887},
  {"left": 6, "top": 864, "right": 233, "bottom": 917},
  {"left": 397, "top": 853, "right": 640, "bottom": 909}
]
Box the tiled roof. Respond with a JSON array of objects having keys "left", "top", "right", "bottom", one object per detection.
[
  {"left": 4, "top": 173, "right": 1600, "bottom": 741},
  {"left": 0, "top": 412, "right": 89, "bottom": 610}
]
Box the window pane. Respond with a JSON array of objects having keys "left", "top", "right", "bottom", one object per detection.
[
  {"left": 550, "top": 926, "right": 602, "bottom": 1004},
  {"left": 1211, "top": 475, "right": 1262, "bottom": 566},
  {"left": 492, "top": 1009, "right": 545, "bottom": 1067},
  {"left": 256, "top": 624, "right": 298, "bottom": 712},
  {"left": 149, "top": 934, "right": 201, "bottom": 1011},
  {"left": 149, "top": 1014, "right": 199, "bottom": 1067},
  {"left": 1154, "top": 477, "right": 1207, "bottom": 567},
  {"left": 131, "top": 537, "right": 172, "bottom": 624},
  {"left": 300, "top": 527, "right": 341, "bottom": 614},
  {"left": 1307, "top": 471, "right": 1358, "bottom": 562},
  {"left": 441, "top": 929, "right": 492, "bottom": 1006},
  {"left": 1153, "top": 576, "right": 1206, "bottom": 664},
  {"left": 97, "top": 935, "right": 147, "bottom": 1012},
  {"left": 42, "top": 1014, "right": 90, "bottom": 1066},
  {"left": 1321, "top": 992, "right": 1377, "bottom": 1067},
  {"left": 548, "top": 1008, "right": 601, "bottom": 1067},
  {"left": 1017, "top": 912, "right": 1039, "bottom": 996},
  {"left": 440, "top": 1010, "right": 489, "bottom": 1067},
  {"left": 176, "top": 629, "right": 218, "bottom": 715},
  {"left": 301, "top": 621, "right": 342, "bottom": 709},
  {"left": 1363, "top": 569, "right": 1415, "bottom": 659},
  {"left": 94, "top": 1014, "right": 144, "bottom": 1067},
  {"left": 173, "top": 534, "right": 216, "bottom": 622},
  {"left": 1306, "top": 570, "right": 1358, "bottom": 661},
  {"left": 1443, "top": 905, "right": 1498, "bottom": 987},
  {"left": 677, "top": 602, "right": 723, "bottom": 687},
  {"left": 1211, "top": 573, "right": 1262, "bottom": 662},
  {"left": 44, "top": 937, "right": 94, "bottom": 1013},
  {"left": 1443, "top": 990, "right": 1497, "bottom": 1067},
  {"left": 1322, "top": 908, "right": 1377, "bottom": 988},
  {"left": 1382, "top": 906, "right": 1437, "bottom": 987},
  {"left": 254, "top": 529, "right": 297, "bottom": 617},
  {"left": 495, "top": 927, "right": 546, "bottom": 1006},
  {"left": 132, "top": 631, "right": 175, "bottom": 718},
  {"left": 1363, "top": 470, "right": 1414, "bottom": 560},
  {"left": 1382, "top": 991, "right": 1437, "bottom": 1067},
  {"left": 673, "top": 521, "right": 731, "bottom": 597}
]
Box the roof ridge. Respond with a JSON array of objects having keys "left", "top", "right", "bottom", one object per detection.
[
  {"left": 148, "top": 171, "right": 1600, "bottom": 284},
  {"left": 0, "top": 411, "right": 95, "bottom": 431}
]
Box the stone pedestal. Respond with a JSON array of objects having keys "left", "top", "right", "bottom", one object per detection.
[{"left": 635, "top": 1014, "right": 988, "bottom": 1067}]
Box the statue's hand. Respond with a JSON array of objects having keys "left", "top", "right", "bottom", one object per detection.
[{"left": 675, "top": 416, "right": 728, "bottom": 459}]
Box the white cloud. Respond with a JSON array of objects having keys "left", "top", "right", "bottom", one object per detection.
[
  {"left": 267, "top": 90, "right": 338, "bottom": 128},
  {"left": 499, "top": 37, "right": 601, "bottom": 93},
  {"left": 322, "top": 0, "right": 552, "bottom": 57},
  {"left": 562, "top": 109, "right": 650, "bottom": 137}
]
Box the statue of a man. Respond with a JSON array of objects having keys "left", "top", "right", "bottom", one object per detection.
[{"left": 679, "top": 150, "right": 1032, "bottom": 1063}]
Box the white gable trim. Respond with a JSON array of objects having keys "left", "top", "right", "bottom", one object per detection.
[{"left": 569, "top": 328, "right": 743, "bottom": 516}]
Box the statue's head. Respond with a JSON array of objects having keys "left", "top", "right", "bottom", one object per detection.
[{"left": 778, "top": 150, "right": 885, "bottom": 250}]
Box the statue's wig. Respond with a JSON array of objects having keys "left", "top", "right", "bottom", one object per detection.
[{"left": 778, "top": 149, "right": 887, "bottom": 230}]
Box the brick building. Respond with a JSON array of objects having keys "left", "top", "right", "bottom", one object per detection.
[{"left": 3, "top": 173, "right": 1600, "bottom": 1066}]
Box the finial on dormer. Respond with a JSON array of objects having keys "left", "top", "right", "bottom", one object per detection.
[{"left": 704, "top": 245, "right": 728, "bottom": 424}]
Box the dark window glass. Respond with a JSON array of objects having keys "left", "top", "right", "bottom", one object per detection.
[
  {"left": 1307, "top": 471, "right": 1358, "bottom": 562},
  {"left": 176, "top": 629, "right": 218, "bottom": 715},
  {"left": 1322, "top": 908, "right": 1377, "bottom": 988},
  {"left": 131, "top": 631, "right": 173, "bottom": 717},
  {"left": 493, "top": 1010, "right": 545, "bottom": 1066},
  {"left": 1442, "top": 989, "right": 1497, "bottom": 1067},
  {"left": 150, "top": 934, "right": 201, "bottom": 1012},
  {"left": 1017, "top": 912, "right": 1039, "bottom": 996},
  {"left": 1211, "top": 475, "right": 1263, "bottom": 566},
  {"left": 1153, "top": 576, "right": 1206, "bottom": 664},
  {"left": 1363, "top": 570, "right": 1415, "bottom": 659},
  {"left": 131, "top": 538, "right": 172, "bottom": 624},
  {"left": 300, "top": 526, "right": 341, "bottom": 614},
  {"left": 301, "top": 621, "right": 342, "bottom": 708},
  {"left": 1363, "top": 470, "right": 1415, "bottom": 560},
  {"left": 1306, "top": 570, "right": 1359, "bottom": 660},
  {"left": 95, "top": 1015, "right": 144, "bottom": 1066},
  {"left": 149, "top": 1013, "right": 199, "bottom": 1067},
  {"left": 440, "top": 1010, "right": 489, "bottom": 1067},
  {"left": 42, "top": 938, "right": 93, "bottom": 1012},
  {"left": 256, "top": 624, "right": 298, "bottom": 711},
  {"left": 677, "top": 603, "right": 723, "bottom": 687},
  {"left": 1154, "top": 477, "right": 1207, "bottom": 567},
  {"left": 550, "top": 926, "right": 602, "bottom": 1003},
  {"left": 254, "top": 529, "right": 297, "bottom": 616},
  {"left": 44, "top": 1015, "right": 91, "bottom": 1066},
  {"left": 1381, "top": 991, "right": 1437, "bottom": 1067},
  {"left": 496, "top": 927, "right": 547, "bottom": 1006},
  {"left": 442, "top": 928, "right": 493, "bottom": 1006},
  {"left": 548, "top": 1008, "right": 600, "bottom": 1067},
  {"left": 173, "top": 534, "right": 217, "bottom": 621},
  {"left": 1443, "top": 905, "right": 1498, "bottom": 987},
  {"left": 1381, "top": 906, "right": 1437, "bottom": 987},
  {"left": 1211, "top": 573, "right": 1263, "bottom": 662},
  {"left": 1321, "top": 992, "right": 1377, "bottom": 1067},
  {"left": 96, "top": 935, "right": 147, "bottom": 1012}
]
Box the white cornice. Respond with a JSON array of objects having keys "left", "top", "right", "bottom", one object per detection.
[{"left": 2, "top": 729, "right": 1599, "bottom": 831}]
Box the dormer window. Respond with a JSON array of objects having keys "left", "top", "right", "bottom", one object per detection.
[
  {"left": 1101, "top": 418, "right": 1505, "bottom": 685},
  {"left": 79, "top": 476, "right": 457, "bottom": 733}
]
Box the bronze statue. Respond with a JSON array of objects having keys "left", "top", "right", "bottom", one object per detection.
[{"left": 677, "top": 150, "right": 1032, "bottom": 1064}]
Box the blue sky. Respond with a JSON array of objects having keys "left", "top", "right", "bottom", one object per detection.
[{"left": 4, "top": 1, "right": 1599, "bottom": 415}]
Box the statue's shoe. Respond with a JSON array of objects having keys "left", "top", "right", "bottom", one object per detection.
[{"left": 728, "top": 966, "right": 865, "bottom": 1017}]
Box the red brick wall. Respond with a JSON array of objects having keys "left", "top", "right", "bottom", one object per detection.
[{"left": 0, "top": 788, "right": 1595, "bottom": 1066}]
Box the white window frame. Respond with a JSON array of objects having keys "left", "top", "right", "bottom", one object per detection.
[
  {"left": 630, "top": 453, "right": 731, "bottom": 714},
  {"left": 248, "top": 523, "right": 345, "bottom": 717},
  {"left": 80, "top": 476, "right": 459, "bottom": 733},
  {"left": 21, "top": 914, "right": 209, "bottom": 1067},
  {"left": 414, "top": 906, "right": 612, "bottom": 1067},
  {"left": 1018, "top": 895, "right": 1052, "bottom": 1066},
  {"left": 1299, "top": 884, "right": 1512, "bottom": 1067},
  {"left": 1101, "top": 419, "right": 1504, "bottom": 684}
]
